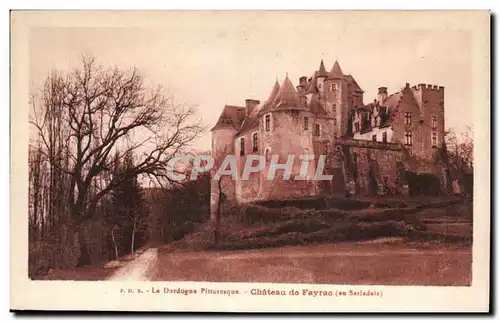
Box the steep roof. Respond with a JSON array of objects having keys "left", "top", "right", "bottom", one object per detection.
[
  {"left": 382, "top": 92, "right": 403, "bottom": 110},
  {"left": 236, "top": 79, "right": 280, "bottom": 135},
  {"left": 352, "top": 90, "right": 403, "bottom": 132},
  {"left": 306, "top": 72, "right": 319, "bottom": 94},
  {"left": 236, "top": 110, "right": 260, "bottom": 135},
  {"left": 308, "top": 99, "right": 329, "bottom": 117},
  {"left": 329, "top": 60, "right": 344, "bottom": 79},
  {"left": 317, "top": 59, "right": 328, "bottom": 77},
  {"left": 273, "top": 75, "right": 305, "bottom": 110},
  {"left": 345, "top": 74, "right": 364, "bottom": 93},
  {"left": 210, "top": 105, "right": 246, "bottom": 131},
  {"left": 258, "top": 79, "right": 280, "bottom": 114}
]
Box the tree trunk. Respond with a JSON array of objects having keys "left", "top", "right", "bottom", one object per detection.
[
  {"left": 214, "top": 179, "right": 223, "bottom": 245},
  {"left": 131, "top": 223, "right": 136, "bottom": 254},
  {"left": 76, "top": 223, "right": 91, "bottom": 267},
  {"left": 111, "top": 226, "right": 119, "bottom": 260}
]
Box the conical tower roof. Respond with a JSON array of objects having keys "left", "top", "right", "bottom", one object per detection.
[
  {"left": 274, "top": 74, "right": 304, "bottom": 109},
  {"left": 317, "top": 59, "right": 328, "bottom": 77},
  {"left": 329, "top": 60, "right": 344, "bottom": 79},
  {"left": 259, "top": 79, "right": 281, "bottom": 114},
  {"left": 267, "top": 79, "right": 280, "bottom": 103},
  {"left": 306, "top": 72, "right": 319, "bottom": 94}
]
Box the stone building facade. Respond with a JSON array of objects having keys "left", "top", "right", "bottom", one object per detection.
[{"left": 210, "top": 60, "right": 447, "bottom": 211}]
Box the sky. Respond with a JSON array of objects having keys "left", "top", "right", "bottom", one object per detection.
[{"left": 29, "top": 11, "right": 474, "bottom": 151}]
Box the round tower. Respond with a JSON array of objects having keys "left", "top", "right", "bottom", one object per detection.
[
  {"left": 259, "top": 75, "right": 317, "bottom": 201},
  {"left": 210, "top": 106, "right": 242, "bottom": 220}
]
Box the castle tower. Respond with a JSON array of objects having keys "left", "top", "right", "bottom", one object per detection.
[
  {"left": 210, "top": 105, "right": 244, "bottom": 220},
  {"left": 409, "top": 83, "right": 445, "bottom": 161},
  {"left": 258, "top": 75, "right": 317, "bottom": 200},
  {"left": 316, "top": 59, "right": 328, "bottom": 98},
  {"left": 324, "top": 60, "right": 348, "bottom": 137}
]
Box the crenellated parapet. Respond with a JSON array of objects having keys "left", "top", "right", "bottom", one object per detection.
[{"left": 411, "top": 83, "right": 445, "bottom": 92}]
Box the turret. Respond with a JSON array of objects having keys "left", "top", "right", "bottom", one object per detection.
[
  {"left": 316, "top": 60, "right": 328, "bottom": 95},
  {"left": 377, "top": 87, "right": 388, "bottom": 103},
  {"left": 329, "top": 60, "right": 344, "bottom": 79}
]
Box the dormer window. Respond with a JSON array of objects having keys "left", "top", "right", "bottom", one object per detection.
[
  {"left": 330, "top": 84, "right": 337, "bottom": 91},
  {"left": 354, "top": 122, "right": 360, "bottom": 133}
]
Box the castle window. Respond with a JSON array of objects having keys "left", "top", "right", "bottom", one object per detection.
[
  {"left": 240, "top": 138, "right": 245, "bottom": 156},
  {"left": 331, "top": 84, "right": 337, "bottom": 91},
  {"left": 332, "top": 104, "right": 337, "bottom": 113},
  {"left": 354, "top": 122, "right": 360, "bottom": 133},
  {"left": 432, "top": 132, "right": 438, "bottom": 148},
  {"left": 372, "top": 134, "right": 377, "bottom": 142},
  {"left": 252, "top": 133, "right": 258, "bottom": 152},
  {"left": 432, "top": 115, "right": 437, "bottom": 129},
  {"left": 382, "top": 131, "right": 388, "bottom": 143},
  {"left": 304, "top": 117, "right": 309, "bottom": 131},
  {"left": 405, "top": 131, "right": 413, "bottom": 146},
  {"left": 333, "top": 118, "right": 337, "bottom": 126},
  {"left": 265, "top": 148, "right": 271, "bottom": 161},
  {"left": 264, "top": 114, "right": 271, "bottom": 132},
  {"left": 405, "top": 112, "right": 412, "bottom": 125},
  {"left": 314, "top": 124, "right": 321, "bottom": 136}
]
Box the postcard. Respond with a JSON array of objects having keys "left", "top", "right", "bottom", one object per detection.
[{"left": 10, "top": 10, "right": 490, "bottom": 312}]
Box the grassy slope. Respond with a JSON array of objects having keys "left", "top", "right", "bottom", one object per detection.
[{"left": 151, "top": 199, "right": 472, "bottom": 286}]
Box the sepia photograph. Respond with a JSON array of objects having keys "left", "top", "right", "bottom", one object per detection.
[{"left": 10, "top": 10, "right": 490, "bottom": 312}]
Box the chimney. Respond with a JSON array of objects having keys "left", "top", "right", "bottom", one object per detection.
[
  {"left": 378, "top": 87, "right": 388, "bottom": 103},
  {"left": 299, "top": 76, "right": 307, "bottom": 87},
  {"left": 245, "top": 99, "right": 260, "bottom": 116}
]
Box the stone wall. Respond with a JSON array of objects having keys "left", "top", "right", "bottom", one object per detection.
[
  {"left": 333, "top": 139, "right": 405, "bottom": 195},
  {"left": 258, "top": 109, "right": 317, "bottom": 201}
]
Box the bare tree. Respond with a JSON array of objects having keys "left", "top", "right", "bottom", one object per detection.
[
  {"left": 28, "top": 143, "right": 44, "bottom": 242},
  {"left": 30, "top": 55, "right": 203, "bottom": 265},
  {"left": 445, "top": 126, "right": 474, "bottom": 176},
  {"left": 129, "top": 202, "right": 148, "bottom": 253}
]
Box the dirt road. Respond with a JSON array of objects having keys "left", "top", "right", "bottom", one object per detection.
[
  {"left": 103, "top": 242, "right": 471, "bottom": 286},
  {"left": 149, "top": 243, "right": 472, "bottom": 286},
  {"left": 108, "top": 248, "right": 158, "bottom": 281}
]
